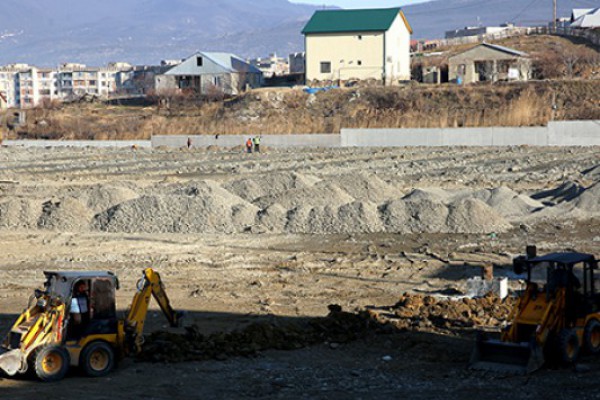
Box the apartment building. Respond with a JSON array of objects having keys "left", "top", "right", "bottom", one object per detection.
[
  {"left": 249, "top": 54, "right": 289, "bottom": 78},
  {"left": 0, "top": 64, "right": 29, "bottom": 108},
  {"left": 0, "top": 62, "right": 137, "bottom": 108}
]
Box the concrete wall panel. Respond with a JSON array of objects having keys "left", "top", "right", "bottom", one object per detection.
[
  {"left": 548, "top": 121, "right": 600, "bottom": 146},
  {"left": 152, "top": 135, "right": 340, "bottom": 148}
]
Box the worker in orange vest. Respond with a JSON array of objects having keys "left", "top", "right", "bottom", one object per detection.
[{"left": 246, "top": 138, "right": 253, "bottom": 153}]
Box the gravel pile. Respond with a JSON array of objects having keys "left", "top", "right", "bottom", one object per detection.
[
  {"left": 1, "top": 170, "right": 598, "bottom": 234},
  {"left": 94, "top": 181, "right": 259, "bottom": 233}
]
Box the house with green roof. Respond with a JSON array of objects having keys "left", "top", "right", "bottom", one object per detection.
[{"left": 302, "top": 7, "right": 413, "bottom": 84}]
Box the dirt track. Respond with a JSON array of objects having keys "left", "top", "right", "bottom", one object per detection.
[{"left": 0, "top": 145, "right": 599, "bottom": 399}]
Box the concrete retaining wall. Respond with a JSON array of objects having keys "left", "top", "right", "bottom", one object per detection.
[
  {"left": 342, "top": 121, "right": 599, "bottom": 147},
  {"left": 151, "top": 134, "right": 341, "bottom": 148},
  {"left": 548, "top": 121, "right": 600, "bottom": 146}
]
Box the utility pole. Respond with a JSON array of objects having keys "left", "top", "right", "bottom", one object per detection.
[{"left": 553, "top": 0, "right": 557, "bottom": 31}]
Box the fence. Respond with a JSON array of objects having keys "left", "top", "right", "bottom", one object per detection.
[
  {"left": 150, "top": 120, "right": 600, "bottom": 149},
  {"left": 341, "top": 120, "right": 600, "bottom": 147},
  {"left": 414, "top": 26, "right": 600, "bottom": 52}
]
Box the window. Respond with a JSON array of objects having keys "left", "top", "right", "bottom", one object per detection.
[
  {"left": 320, "top": 62, "right": 331, "bottom": 74},
  {"left": 357, "top": 60, "right": 362, "bottom": 66},
  {"left": 197, "top": 56, "right": 203, "bottom": 67}
]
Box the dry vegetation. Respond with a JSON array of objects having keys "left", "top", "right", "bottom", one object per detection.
[
  {"left": 0, "top": 35, "right": 598, "bottom": 140},
  {"left": 2, "top": 80, "right": 599, "bottom": 140}
]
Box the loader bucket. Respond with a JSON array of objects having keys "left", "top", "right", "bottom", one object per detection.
[
  {"left": 0, "top": 348, "right": 24, "bottom": 376},
  {"left": 470, "top": 336, "right": 545, "bottom": 375}
]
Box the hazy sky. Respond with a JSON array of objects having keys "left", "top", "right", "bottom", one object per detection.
[{"left": 291, "top": 0, "right": 428, "bottom": 8}]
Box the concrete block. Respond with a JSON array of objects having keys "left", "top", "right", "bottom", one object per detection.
[
  {"left": 441, "top": 128, "right": 493, "bottom": 146},
  {"left": 491, "top": 127, "right": 548, "bottom": 146},
  {"left": 548, "top": 121, "right": 600, "bottom": 146}
]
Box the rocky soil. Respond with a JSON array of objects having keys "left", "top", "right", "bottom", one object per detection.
[{"left": 0, "top": 145, "right": 598, "bottom": 399}]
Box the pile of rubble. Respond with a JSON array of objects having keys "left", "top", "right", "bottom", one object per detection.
[
  {"left": 140, "top": 305, "right": 379, "bottom": 363},
  {"left": 377, "top": 293, "right": 516, "bottom": 334},
  {"left": 141, "top": 294, "right": 516, "bottom": 363}
]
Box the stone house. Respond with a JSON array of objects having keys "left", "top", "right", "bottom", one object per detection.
[{"left": 448, "top": 43, "right": 531, "bottom": 84}]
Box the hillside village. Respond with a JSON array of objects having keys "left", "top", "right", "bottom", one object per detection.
[{"left": 0, "top": 7, "right": 598, "bottom": 111}]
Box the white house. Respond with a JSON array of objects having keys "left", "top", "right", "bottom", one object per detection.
[
  {"left": 570, "top": 8, "right": 600, "bottom": 29},
  {"left": 302, "top": 7, "right": 412, "bottom": 84},
  {"left": 155, "top": 52, "right": 263, "bottom": 96}
]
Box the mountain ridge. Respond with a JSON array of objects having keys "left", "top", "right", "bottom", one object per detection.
[{"left": 0, "top": 0, "right": 587, "bottom": 66}]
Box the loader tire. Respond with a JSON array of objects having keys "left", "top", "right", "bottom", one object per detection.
[
  {"left": 80, "top": 341, "right": 115, "bottom": 378},
  {"left": 33, "top": 345, "right": 70, "bottom": 382},
  {"left": 584, "top": 319, "right": 600, "bottom": 354},
  {"left": 557, "top": 328, "right": 580, "bottom": 365}
]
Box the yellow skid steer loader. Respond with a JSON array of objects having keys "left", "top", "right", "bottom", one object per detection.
[
  {"left": 0, "top": 268, "right": 183, "bottom": 381},
  {"left": 471, "top": 247, "right": 600, "bottom": 374}
]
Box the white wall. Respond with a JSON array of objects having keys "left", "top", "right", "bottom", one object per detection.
[
  {"left": 385, "top": 13, "right": 411, "bottom": 82},
  {"left": 306, "top": 32, "right": 385, "bottom": 81}
]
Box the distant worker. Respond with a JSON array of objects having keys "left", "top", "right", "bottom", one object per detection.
[
  {"left": 246, "top": 138, "right": 253, "bottom": 154},
  {"left": 253, "top": 135, "right": 261, "bottom": 153},
  {"left": 187, "top": 137, "right": 192, "bottom": 149}
]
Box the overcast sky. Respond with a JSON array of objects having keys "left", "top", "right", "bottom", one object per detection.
[{"left": 291, "top": 0, "right": 429, "bottom": 8}]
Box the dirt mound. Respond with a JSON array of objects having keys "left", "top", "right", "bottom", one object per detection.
[
  {"left": 583, "top": 165, "right": 600, "bottom": 180},
  {"left": 382, "top": 293, "right": 516, "bottom": 333},
  {"left": 37, "top": 197, "right": 94, "bottom": 231},
  {"left": 71, "top": 184, "right": 140, "bottom": 214},
  {"left": 402, "top": 188, "right": 451, "bottom": 203},
  {"left": 95, "top": 181, "right": 259, "bottom": 233},
  {"left": 285, "top": 201, "right": 384, "bottom": 234},
  {"left": 254, "top": 182, "right": 355, "bottom": 209},
  {"left": 328, "top": 172, "right": 404, "bottom": 203},
  {"left": 224, "top": 172, "right": 320, "bottom": 202},
  {"left": 571, "top": 181, "right": 600, "bottom": 213},
  {"left": 446, "top": 198, "right": 512, "bottom": 233},
  {"left": 470, "top": 187, "right": 543, "bottom": 219},
  {"left": 140, "top": 294, "right": 515, "bottom": 363},
  {"left": 380, "top": 196, "right": 510, "bottom": 234},
  {"left": 532, "top": 180, "right": 586, "bottom": 204},
  {"left": 140, "top": 305, "right": 378, "bottom": 363},
  {"left": 0, "top": 198, "right": 39, "bottom": 229}
]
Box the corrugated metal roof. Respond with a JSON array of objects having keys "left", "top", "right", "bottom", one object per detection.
[
  {"left": 571, "top": 8, "right": 600, "bottom": 28},
  {"left": 572, "top": 8, "right": 594, "bottom": 21},
  {"left": 165, "top": 52, "right": 261, "bottom": 76},
  {"left": 302, "top": 7, "right": 406, "bottom": 34},
  {"left": 482, "top": 43, "right": 529, "bottom": 57}
]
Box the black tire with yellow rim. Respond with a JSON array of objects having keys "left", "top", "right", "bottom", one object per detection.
[
  {"left": 33, "top": 345, "right": 70, "bottom": 382},
  {"left": 584, "top": 319, "right": 600, "bottom": 354},
  {"left": 557, "top": 328, "right": 580, "bottom": 364},
  {"left": 80, "top": 341, "right": 115, "bottom": 377}
]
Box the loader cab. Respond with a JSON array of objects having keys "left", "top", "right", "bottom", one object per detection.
[
  {"left": 42, "top": 271, "right": 119, "bottom": 338},
  {"left": 513, "top": 253, "right": 599, "bottom": 322}
]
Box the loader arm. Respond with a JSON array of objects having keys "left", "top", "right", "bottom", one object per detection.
[
  {"left": 0, "top": 301, "right": 66, "bottom": 376},
  {"left": 122, "top": 268, "right": 183, "bottom": 354}
]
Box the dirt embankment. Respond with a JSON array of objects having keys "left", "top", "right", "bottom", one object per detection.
[
  {"left": 141, "top": 294, "right": 514, "bottom": 363},
  {"left": 3, "top": 80, "right": 600, "bottom": 140}
]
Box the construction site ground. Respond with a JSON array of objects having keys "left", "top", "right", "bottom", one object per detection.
[{"left": 0, "top": 145, "right": 599, "bottom": 399}]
